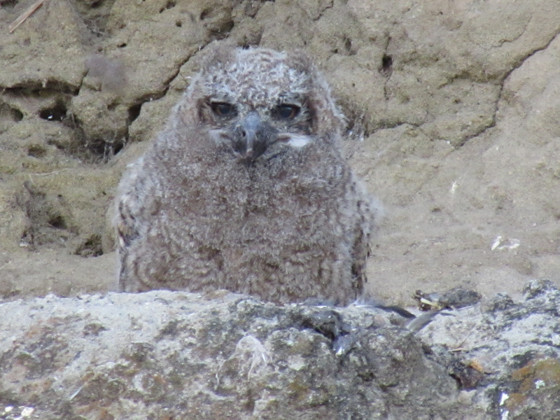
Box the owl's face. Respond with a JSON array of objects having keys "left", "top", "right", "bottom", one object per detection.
[{"left": 181, "top": 46, "right": 343, "bottom": 164}]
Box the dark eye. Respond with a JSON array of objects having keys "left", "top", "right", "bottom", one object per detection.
[
  {"left": 273, "top": 104, "right": 300, "bottom": 120},
  {"left": 211, "top": 102, "right": 236, "bottom": 117}
]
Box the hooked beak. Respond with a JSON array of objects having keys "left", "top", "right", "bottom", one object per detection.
[
  {"left": 240, "top": 112, "right": 259, "bottom": 159},
  {"left": 232, "top": 112, "right": 276, "bottom": 163}
]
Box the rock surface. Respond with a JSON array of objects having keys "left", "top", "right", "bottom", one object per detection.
[{"left": 1, "top": 280, "right": 559, "bottom": 419}]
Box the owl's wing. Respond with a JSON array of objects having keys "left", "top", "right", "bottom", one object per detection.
[
  {"left": 351, "top": 221, "right": 370, "bottom": 293},
  {"left": 351, "top": 190, "right": 379, "bottom": 294},
  {"left": 114, "top": 159, "right": 154, "bottom": 290},
  {"left": 115, "top": 159, "right": 149, "bottom": 251},
  {"left": 116, "top": 194, "right": 140, "bottom": 250},
  {"left": 114, "top": 188, "right": 139, "bottom": 291}
]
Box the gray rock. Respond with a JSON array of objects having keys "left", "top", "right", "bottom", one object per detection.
[
  {"left": 1, "top": 280, "right": 559, "bottom": 418},
  {"left": 0, "top": 290, "right": 456, "bottom": 419},
  {"left": 418, "top": 279, "right": 560, "bottom": 420}
]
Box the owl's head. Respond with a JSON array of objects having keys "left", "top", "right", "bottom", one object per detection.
[{"left": 176, "top": 45, "right": 345, "bottom": 164}]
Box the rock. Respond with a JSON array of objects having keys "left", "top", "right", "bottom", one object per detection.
[
  {"left": 1, "top": 280, "right": 559, "bottom": 418},
  {"left": 418, "top": 279, "right": 560, "bottom": 420},
  {"left": 0, "top": 291, "right": 456, "bottom": 419}
]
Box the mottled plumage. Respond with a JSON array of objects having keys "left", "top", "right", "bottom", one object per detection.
[{"left": 115, "top": 45, "right": 379, "bottom": 304}]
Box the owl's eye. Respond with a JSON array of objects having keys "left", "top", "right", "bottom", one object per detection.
[
  {"left": 273, "top": 104, "right": 300, "bottom": 120},
  {"left": 211, "top": 102, "right": 236, "bottom": 117}
]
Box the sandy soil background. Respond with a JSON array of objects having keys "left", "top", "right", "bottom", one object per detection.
[{"left": 1, "top": 0, "right": 559, "bottom": 305}]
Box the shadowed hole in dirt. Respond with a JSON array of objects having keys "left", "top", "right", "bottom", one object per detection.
[
  {"left": 4, "top": 87, "right": 74, "bottom": 122},
  {"left": 17, "top": 182, "right": 77, "bottom": 249},
  {"left": 7, "top": 82, "right": 78, "bottom": 96},
  {"left": 39, "top": 101, "right": 67, "bottom": 121},
  {"left": 113, "top": 141, "right": 124, "bottom": 155},
  {"left": 209, "top": 20, "right": 234, "bottom": 40},
  {"left": 380, "top": 54, "right": 393, "bottom": 76},
  {"left": 85, "top": 138, "right": 124, "bottom": 160},
  {"left": 0, "top": 103, "right": 24, "bottom": 123},
  {"left": 343, "top": 37, "right": 355, "bottom": 55},
  {"left": 27, "top": 144, "right": 47, "bottom": 158},
  {"left": 200, "top": 8, "right": 211, "bottom": 20},
  {"left": 199, "top": 6, "right": 234, "bottom": 40},
  {"left": 38, "top": 117, "right": 120, "bottom": 163},
  {"left": 75, "top": 234, "right": 103, "bottom": 257},
  {"left": 128, "top": 103, "right": 142, "bottom": 124},
  {"left": 1, "top": 0, "right": 18, "bottom": 8},
  {"left": 48, "top": 214, "right": 67, "bottom": 229},
  {"left": 72, "top": 0, "right": 117, "bottom": 35},
  {"left": 159, "top": 0, "right": 176, "bottom": 13}
]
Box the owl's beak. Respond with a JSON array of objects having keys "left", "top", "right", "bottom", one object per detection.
[
  {"left": 240, "top": 112, "right": 260, "bottom": 159},
  {"left": 233, "top": 112, "right": 275, "bottom": 163}
]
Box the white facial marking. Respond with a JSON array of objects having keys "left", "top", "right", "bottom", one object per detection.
[
  {"left": 209, "top": 128, "right": 230, "bottom": 146},
  {"left": 286, "top": 134, "right": 311, "bottom": 149}
]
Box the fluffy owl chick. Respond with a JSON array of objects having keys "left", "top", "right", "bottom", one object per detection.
[{"left": 115, "top": 45, "right": 379, "bottom": 305}]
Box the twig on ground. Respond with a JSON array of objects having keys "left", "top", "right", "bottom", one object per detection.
[{"left": 8, "top": 0, "right": 47, "bottom": 33}]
